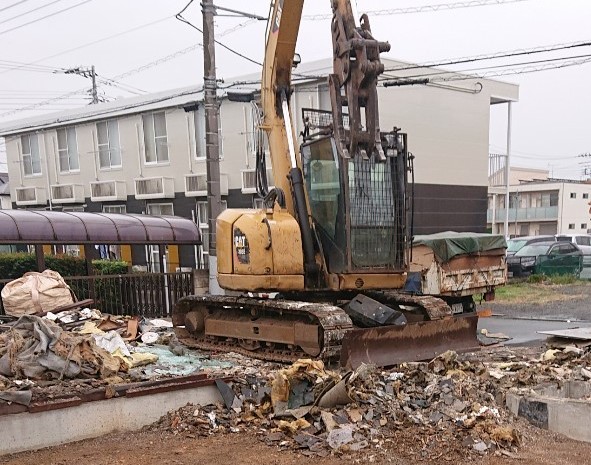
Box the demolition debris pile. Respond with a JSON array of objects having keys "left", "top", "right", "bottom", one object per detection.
[
  {"left": 0, "top": 311, "right": 230, "bottom": 406},
  {"left": 150, "top": 353, "right": 523, "bottom": 460}
]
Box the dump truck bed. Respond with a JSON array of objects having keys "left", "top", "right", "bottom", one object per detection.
[{"left": 410, "top": 232, "right": 507, "bottom": 297}]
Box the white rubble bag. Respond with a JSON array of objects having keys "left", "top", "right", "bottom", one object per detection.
[{"left": 1, "top": 269, "right": 75, "bottom": 317}]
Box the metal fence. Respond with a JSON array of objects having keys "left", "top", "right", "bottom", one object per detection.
[{"left": 0, "top": 271, "right": 195, "bottom": 318}]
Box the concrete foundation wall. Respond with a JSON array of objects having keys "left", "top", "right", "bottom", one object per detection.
[
  {"left": 507, "top": 384, "right": 591, "bottom": 443},
  {"left": 0, "top": 384, "right": 222, "bottom": 456}
]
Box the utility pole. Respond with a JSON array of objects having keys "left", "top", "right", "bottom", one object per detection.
[
  {"left": 202, "top": 0, "right": 223, "bottom": 294},
  {"left": 62, "top": 66, "right": 98, "bottom": 104},
  {"left": 90, "top": 65, "right": 98, "bottom": 104}
]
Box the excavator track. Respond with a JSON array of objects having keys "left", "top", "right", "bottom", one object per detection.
[
  {"left": 173, "top": 295, "right": 354, "bottom": 364},
  {"left": 173, "top": 293, "right": 479, "bottom": 367}
]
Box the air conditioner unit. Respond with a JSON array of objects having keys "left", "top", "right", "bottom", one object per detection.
[
  {"left": 241, "top": 169, "right": 274, "bottom": 194},
  {"left": 134, "top": 176, "right": 174, "bottom": 199},
  {"left": 50, "top": 184, "right": 84, "bottom": 204},
  {"left": 185, "top": 173, "right": 229, "bottom": 197},
  {"left": 15, "top": 186, "right": 47, "bottom": 206},
  {"left": 90, "top": 180, "right": 127, "bottom": 202}
]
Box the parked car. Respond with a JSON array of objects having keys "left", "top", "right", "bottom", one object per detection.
[
  {"left": 506, "top": 235, "right": 555, "bottom": 256},
  {"left": 556, "top": 234, "right": 591, "bottom": 266},
  {"left": 506, "top": 241, "right": 583, "bottom": 277}
]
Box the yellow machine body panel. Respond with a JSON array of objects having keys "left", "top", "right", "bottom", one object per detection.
[{"left": 217, "top": 208, "right": 305, "bottom": 291}]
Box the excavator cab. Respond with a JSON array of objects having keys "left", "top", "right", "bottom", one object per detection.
[{"left": 300, "top": 110, "right": 409, "bottom": 276}]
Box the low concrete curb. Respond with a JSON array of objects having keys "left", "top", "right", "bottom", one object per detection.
[
  {"left": 506, "top": 381, "right": 591, "bottom": 443},
  {"left": 0, "top": 383, "right": 222, "bottom": 456}
]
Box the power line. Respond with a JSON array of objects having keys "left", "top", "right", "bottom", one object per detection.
[
  {"left": 109, "top": 44, "right": 201, "bottom": 82},
  {"left": 0, "top": 0, "right": 33, "bottom": 13},
  {"left": 0, "top": 16, "right": 254, "bottom": 117},
  {"left": 381, "top": 54, "right": 591, "bottom": 86},
  {"left": 383, "top": 52, "right": 591, "bottom": 82},
  {"left": 303, "top": 0, "right": 530, "bottom": 20},
  {"left": 96, "top": 76, "right": 147, "bottom": 96},
  {"left": 0, "top": 16, "right": 171, "bottom": 76},
  {"left": 0, "top": 61, "right": 64, "bottom": 73},
  {"left": 0, "top": 0, "right": 94, "bottom": 37},
  {"left": 107, "top": 19, "right": 257, "bottom": 83},
  {"left": 175, "top": 0, "right": 263, "bottom": 66},
  {"left": 0, "top": 87, "right": 87, "bottom": 118},
  {"left": 433, "top": 55, "right": 591, "bottom": 82},
  {"left": 0, "top": 59, "right": 60, "bottom": 71},
  {"left": 384, "top": 40, "right": 591, "bottom": 73},
  {"left": 0, "top": 0, "right": 64, "bottom": 27}
]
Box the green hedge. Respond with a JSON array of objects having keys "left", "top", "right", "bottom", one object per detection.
[{"left": 0, "top": 253, "right": 129, "bottom": 280}]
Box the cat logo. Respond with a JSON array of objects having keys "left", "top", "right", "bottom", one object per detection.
[{"left": 233, "top": 227, "right": 250, "bottom": 264}]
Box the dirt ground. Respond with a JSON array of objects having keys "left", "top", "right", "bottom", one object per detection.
[
  {"left": 2, "top": 424, "right": 591, "bottom": 465},
  {"left": 3, "top": 283, "right": 591, "bottom": 464}
]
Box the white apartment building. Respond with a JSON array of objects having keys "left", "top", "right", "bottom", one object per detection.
[
  {"left": 0, "top": 58, "right": 518, "bottom": 268},
  {"left": 488, "top": 167, "right": 591, "bottom": 236}
]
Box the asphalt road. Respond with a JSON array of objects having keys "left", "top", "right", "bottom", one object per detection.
[
  {"left": 478, "top": 317, "right": 591, "bottom": 346},
  {"left": 478, "top": 280, "right": 591, "bottom": 345}
]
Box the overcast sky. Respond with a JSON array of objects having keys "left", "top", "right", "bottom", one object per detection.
[{"left": 1, "top": 0, "right": 591, "bottom": 179}]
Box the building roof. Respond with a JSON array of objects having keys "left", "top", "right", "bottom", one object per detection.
[
  {"left": 0, "top": 211, "right": 201, "bottom": 245},
  {"left": 0, "top": 57, "right": 519, "bottom": 137}
]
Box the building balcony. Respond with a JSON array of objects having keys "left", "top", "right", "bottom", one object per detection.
[{"left": 487, "top": 206, "right": 558, "bottom": 223}]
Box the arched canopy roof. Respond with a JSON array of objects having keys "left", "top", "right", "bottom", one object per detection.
[{"left": 0, "top": 211, "right": 201, "bottom": 245}]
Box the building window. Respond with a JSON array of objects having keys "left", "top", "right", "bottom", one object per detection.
[
  {"left": 57, "top": 127, "right": 79, "bottom": 173},
  {"left": 103, "top": 204, "right": 126, "bottom": 214},
  {"left": 21, "top": 134, "right": 41, "bottom": 176},
  {"left": 569, "top": 223, "right": 575, "bottom": 229},
  {"left": 570, "top": 192, "right": 577, "bottom": 199},
  {"left": 96, "top": 120, "right": 121, "bottom": 169},
  {"left": 146, "top": 203, "right": 174, "bottom": 216},
  {"left": 541, "top": 192, "right": 559, "bottom": 207},
  {"left": 584, "top": 193, "right": 589, "bottom": 199},
  {"left": 582, "top": 223, "right": 588, "bottom": 230},
  {"left": 143, "top": 112, "right": 169, "bottom": 164}
]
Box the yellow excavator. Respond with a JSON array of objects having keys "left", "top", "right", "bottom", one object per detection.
[{"left": 173, "top": 0, "right": 481, "bottom": 368}]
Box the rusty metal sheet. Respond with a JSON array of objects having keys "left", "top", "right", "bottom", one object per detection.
[
  {"left": 126, "top": 377, "right": 221, "bottom": 398},
  {"left": 29, "top": 397, "right": 83, "bottom": 413},
  {"left": 340, "top": 314, "right": 479, "bottom": 369},
  {"left": 0, "top": 403, "right": 28, "bottom": 416}
]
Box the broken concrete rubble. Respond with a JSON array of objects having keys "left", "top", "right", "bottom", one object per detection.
[{"left": 149, "top": 352, "right": 525, "bottom": 459}]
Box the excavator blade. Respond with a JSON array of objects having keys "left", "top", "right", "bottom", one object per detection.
[{"left": 340, "top": 314, "right": 479, "bottom": 369}]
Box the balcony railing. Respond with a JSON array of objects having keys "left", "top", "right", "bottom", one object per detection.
[{"left": 487, "top": 206, "right": 558, "bottom": 223}]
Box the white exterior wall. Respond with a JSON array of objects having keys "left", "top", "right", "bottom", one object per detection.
[
  {"left": 558, "top": 183, "right": 591, "bottom": 234},
  {"left": 379, "top": 84, "right": 489, "bottom": 187}
]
